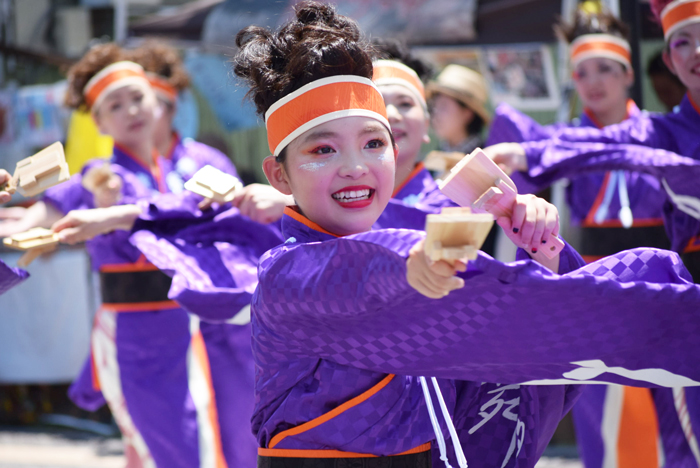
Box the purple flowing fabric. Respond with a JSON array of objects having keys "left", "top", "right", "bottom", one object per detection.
[
  {"left": 130, "top": 199, "right": 283, "bottom": 323},
  {"left": 518, "top": 95, "right": 700, "bottom": 252},
  {"left": 488, "top": 103, "right": 666, "bottom": 225},
  {"left": 0, "top": 259, "right": 29, "bottom": 295},
  {"left": 250, "top": 212, "right": 700, "bottom": 466}
]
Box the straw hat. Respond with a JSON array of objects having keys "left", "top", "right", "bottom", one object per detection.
[{"left": 427, "top": 64, "right": 491, "bottom": 124}]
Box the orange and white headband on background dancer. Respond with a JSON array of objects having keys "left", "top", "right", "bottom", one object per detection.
[
  {"left": 661, "top": 0, "right": 700, "bottom": 40},
  {"left": 372, "top": 60, "right": 428, "bottom": 112},
  {"left": 147, "top": 73, "right": 178, "bottom": 103},
  {"left": 84, "top": 61, "right": 150, "bottom": 110},
  {"left": 264, "top": 75, "right": 390, "bottom": 157},
  {"left": 570, "top": 34, "right": 632, "bottom": 69}
]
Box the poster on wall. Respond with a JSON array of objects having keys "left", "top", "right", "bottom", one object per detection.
[
  {"left": 411, "top": 46, "right": 483, "bottom": 75},
  {"left": 481, "top": 44, "right": 560, "bottom": 111},
  {"left": 14, "top": 81, "right": 70, "bottom": 149}
]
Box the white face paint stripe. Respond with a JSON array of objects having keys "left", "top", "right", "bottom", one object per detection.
[
  {"left": 186, "top": 315, "right": 228, "bottom": 468},
  {"left": 92, "top": 309, "right": 156, "bottom": 468}
]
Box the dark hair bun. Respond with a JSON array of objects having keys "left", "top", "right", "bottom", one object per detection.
[
  {"left": 64, "top": 43, "right": 127, "bottom": 110},
  {"left": 233, "top": 1, "right": 375, "bottom": 116},
  {"left": 555, "top": 10, "right": 630, "bottom": 43}
]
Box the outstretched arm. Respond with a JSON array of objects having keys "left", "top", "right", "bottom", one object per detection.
[{"left": 255, "top": 233, "right": 700, "bottom": 387}]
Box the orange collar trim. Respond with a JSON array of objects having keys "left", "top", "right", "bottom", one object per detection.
[
  {"left": 284, "top": 206, "right": 341, "bottom": 238},
  {"left": 583, "top": 99, "right": 635, "bottom": 129},
  {"left": 114, "top": 143, "right": 166, "bottom": 193},
  {"left": 393, "top": 162, "right": 425, "bottom": 197},
  {"left": 688, "top": 93, "right": 700, "bottom": 116}
]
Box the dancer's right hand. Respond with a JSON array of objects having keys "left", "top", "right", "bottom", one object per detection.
[
  {"left": 483, "top": 143, "right": 528, "bottom": 175},
  {"left": 52, "top": 205, "right": 142, "bottom": 244},
  {"left": 0, "top": 169, "right": 12, "bottom": 204},
  {"left": 82, "top": 165, "right": 123, "bottom": 208},
  {"left": 406, "top": 239, "right": 466, "bottom": 299}
]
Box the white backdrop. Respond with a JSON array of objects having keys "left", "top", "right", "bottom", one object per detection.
[{"left": 0, "top": 248, "right": 94, "bottom": 383}]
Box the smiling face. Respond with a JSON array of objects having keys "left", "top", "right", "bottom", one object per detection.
[
  {"left": 572, "top": 57, "right": 633, "bottom": 116},
  {"left": 665, "top": 22, "right": 700, "bottom": 94},
  {"left": 263, "top": 116, "right": 395, "bottom": 236},
  {"left": 92, "top": 82, "right": 157, "bottom": 146},
  {"left": 379, "top": 83, "right": 430, "bottom": 170}
]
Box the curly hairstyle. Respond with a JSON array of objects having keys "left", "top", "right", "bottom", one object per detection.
[
  {"left": 64, "top": 43, "right": 128, "bottom": 110},
  {"left": 129, "top": 40, "right": 190, "bottom": 91},
  {"left": 233, "top": 1, "right": 375, "bottom": 117},
  {"left": 371, "top": 37, "right": 434, "bottom": 82},
  {"left": 555, "top": 10, "right": 630, "bottom": 43}
]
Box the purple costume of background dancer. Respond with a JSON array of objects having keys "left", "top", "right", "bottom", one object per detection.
[
  {"left": 43, "top": 144, "right": 236, "bottom": 468},
  {"left": 249, "top": 209, "right": 700, "bottom": 467},
  {"left": 487, "top": 102, "right": 684, "bottom": 468},
  {"left": 488, "top": 102, "right": 667, "bottom": 238},
  {"left": 0, "top": 260, "right": 29, "bottom": 295},
  {"left": 511, "top": 94, "right": 700, "bottom": 258}
]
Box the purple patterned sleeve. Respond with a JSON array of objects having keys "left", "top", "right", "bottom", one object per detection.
[
  {"left": 254, "top": 231, "right": 700, "bottom": 387},
  {"left": 0, "top": 259, "right": 29, "bottom": 295}
]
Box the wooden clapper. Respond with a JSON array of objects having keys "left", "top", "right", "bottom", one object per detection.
[
  {"left": 438, "top": 148, "right": 565, "bottom": 259},
  {"left": 1, "top": 142, "right": 69, "bottom": 267},
  {"left": 423, "top": 151, "right": 465, "bottom": 177},
  {"left": 184, "top": 165, "right": 243, "bottom": 203},
  {"left": 1, "top": 142, "right": 69, "bottom": 198},
  {"left": 3, "top": 227, "right": 60, "bottom": 268},
  {"left": 424, "top": 207, "right": 494, "bottom": 265}
]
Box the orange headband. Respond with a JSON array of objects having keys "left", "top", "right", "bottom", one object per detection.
[
  {"left": 264, "top": 76, "right": 390, "bottom": 156},
  {"left": 661, "top": 0, "right": 700, "bottom": 40},
  {"left": 570, "top": 34, "right": 631, "bottom": 69},
  {"left": 147, "top": 73, "right": 178, "bottom": 103},
  {"left": 84, "top": 61, "right": 149, "bottom": 110},
  {"left": 373, "top": 60, "right": 427, "bottom": 111}
]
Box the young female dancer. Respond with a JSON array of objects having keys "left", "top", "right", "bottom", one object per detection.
[
  {"left": 486, "top": 12, "right": 673, "bottom": 468},
  {"left": 20, "top": 44, "right": 229, "bottom": 468},
  {"left": 485, "top": 0, "right": 700, "bottom": 282},
  {"left": 371, "top": 45, "right": 458, "bottom": 231},
  {"left": 489, "top": 11, "right": 669, "bottom": 263},
  {"left": 230, "top": 3, "right": 700, "bottom": 468}
]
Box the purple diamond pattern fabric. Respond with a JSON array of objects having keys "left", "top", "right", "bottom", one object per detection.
[
  {"left": 250, "top": 212, "right": 700, "bottom": 464},
  {"left": 0, "top": 259, "right": 29, "bottom": 295}
]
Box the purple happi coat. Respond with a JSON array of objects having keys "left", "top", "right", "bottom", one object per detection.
[
  {"left": 488, "top": 102, "right": 667, "bottom": 229},
  {"left": 251, "top": 208, "right": 700, "bottom": 467},
  {"left": 517, "top": 94, "right": 700, "bottom": 255},
  {"left": 0, "top": 259, "right": 28, "bottom": 295},
  {"left": 489, "top": 103, "right": 679, "bottom": 468},
  {"left": 44, "top": 145, "right": 236, "bottom": 468}
]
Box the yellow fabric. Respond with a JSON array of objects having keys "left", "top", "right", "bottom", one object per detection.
[{"left": 64, "top": 110, "right": 113, "bottom": 175}]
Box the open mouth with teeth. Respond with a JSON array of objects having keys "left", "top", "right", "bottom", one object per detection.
[{"left": 331, "top": 186, "right": 375, "bottom": 208}]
